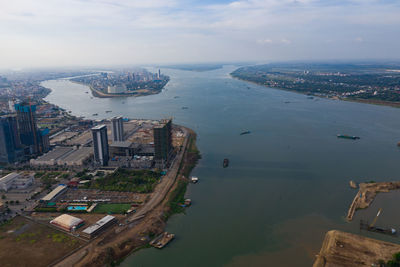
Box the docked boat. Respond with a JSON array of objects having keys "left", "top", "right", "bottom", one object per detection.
[
  {"left": 337, "top": 134, "right": 360, "bottom": 140},
  {"left": 191, "top": 177, "right": 199, "bottom": 183},
  {"left": 223, "top": 158, "right": 229, "bottom": 168},
  {"left": 240, "top": 130, "right": 251, "bottom": 135}
]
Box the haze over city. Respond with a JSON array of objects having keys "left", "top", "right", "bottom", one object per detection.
[{"left": 1, "top": 0, "right": 400, "bottom": 69}]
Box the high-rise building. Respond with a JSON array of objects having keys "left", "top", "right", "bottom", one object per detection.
[
  {"left": 14, "top": 102, "right": 39, "bottom": 154},
  {"left": 153, "top": 119, "right": 172, "bottom": 168},
  {"left": 92, "top": 125, "right": 109, "bottom": 166},
  {"left": 0, "top": 115, "right": 23, "bottom": 163},
  {"left": 111, "top": 116, "right": 124, "bottom": 142}
]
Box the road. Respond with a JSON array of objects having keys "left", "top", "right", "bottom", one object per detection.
[{"left": 127, "top": 126, "right": 189, "bottom": 224}]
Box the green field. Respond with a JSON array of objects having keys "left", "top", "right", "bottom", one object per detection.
[
  {"left": 93, "top": 203, "right": 131, "bottom": 214},
  {"left": 87, "top": 169, "right": 161, "bottom": 193}
]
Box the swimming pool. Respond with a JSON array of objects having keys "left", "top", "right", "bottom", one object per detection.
[{"left": 67, "top": 206, "right": 87, "bottom": 211}]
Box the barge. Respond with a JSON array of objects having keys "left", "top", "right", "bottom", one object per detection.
[
  {"left": 337, "top": 134, "right": 360, "bottom": 140},
  {"left": 150, "top": 232, "right": 175, "bottom": 249}
]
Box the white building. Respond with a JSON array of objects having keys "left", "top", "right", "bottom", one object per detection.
[
  {"left": 0, "top": 172, "right": 34, "bottom": 191},
  {"left": 107, "top": 84, "right": 126, "bottom": 94}
]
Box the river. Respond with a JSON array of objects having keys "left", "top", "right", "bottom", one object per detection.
[{"left": 42, "top": 65, "right": 400, "bottom": 266}]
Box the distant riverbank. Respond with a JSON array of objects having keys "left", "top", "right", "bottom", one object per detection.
[{"left": 231, "top": 74, "right": 400, "bottom": 109}]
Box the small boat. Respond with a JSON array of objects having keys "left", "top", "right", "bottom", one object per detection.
[
  {"left": 85, "top": 91, "right": 89, "bottom": 94},
  {"left": 337, "top": 134, "right": 360, "bottom": 140},
  {"left": 191, "top": 177, "right": 199, "bottom": 183},
  {"left": 105, "top": 110, "right": 112, "bottom": 113},
  {"left": 182, "top": 107, "right": 189, "bottom": 110},
  {"left": 240, "top": 130, "right": 251, "bottom": 135},
  {"left": 174, "top": 96, "right": 180, "bottom": 99},
  {"left": 92, "top": 113, "right": 98, "bottom": 116},
  {"left": 307, "top": 96, "right": 314, "bottom": 99},
  {"left": 223, "top": 158, "right": 229, "bottom": 168}
]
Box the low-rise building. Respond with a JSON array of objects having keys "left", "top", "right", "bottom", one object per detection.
[
  {"left": 0, "top": 172, "right": 34, "bottom": 192},
  {"left": 109, "top": 141, "right": 136, "bottom": 157},
  {"left": 81, "top": 215, "right": 116, "bottom": 239},
  {"left": 30, "top": 146, "right": 93, "bottom": 166},
  {"left": 50, "top": 214, "right": 84, "bottom": 232},
  {"left": 41, "top": 185, "right": 68, "bottom": 202}
]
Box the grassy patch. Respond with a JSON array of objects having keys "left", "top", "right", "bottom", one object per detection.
[
  {"left": 93, "top": 203, "right": 131, "bottom": 214},
  {"left": 86, "top": 169, "right": 161, "bottom": 193},
  {"left": 165, "top": 132, "right": 200, "bottom": 219}
]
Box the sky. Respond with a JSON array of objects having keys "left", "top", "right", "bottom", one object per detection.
[{"left": 0, "top": 0, "right": 400, "bottom": 69}]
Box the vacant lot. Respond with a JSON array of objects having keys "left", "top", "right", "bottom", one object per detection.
[
  {"left": 93, "top": 203, "right": 131, "bottom": 214},
  {"left": 86, "top": 169, "right": 160, "bottom": 193},
  {"left": 0, "top": 216, "right": 85, "bottom": 267}
]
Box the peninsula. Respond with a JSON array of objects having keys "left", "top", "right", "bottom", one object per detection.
[{"left": 71, "top": 69, "right": 169, "bottom": 98}]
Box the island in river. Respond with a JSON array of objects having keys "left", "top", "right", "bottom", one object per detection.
[
  {"left": 71, "top": 69, "right": 169, "bottom": 98},
  {"left": 231, "top": 62, "right": 400, "bottom": 107}
]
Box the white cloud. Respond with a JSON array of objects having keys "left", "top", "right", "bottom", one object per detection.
[{"left": 0, "top": 0, "right": 399, "bottom": 68}]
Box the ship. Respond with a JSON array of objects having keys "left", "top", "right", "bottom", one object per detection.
[
  {"left": 240, "top": 130, "right": 251, "bottom": 135},
  {"left": 223, "top": 158, "right": 229, "bottom": 168},
  {"left": 337, "top": 134, "right": 360, "bottom": 140}
]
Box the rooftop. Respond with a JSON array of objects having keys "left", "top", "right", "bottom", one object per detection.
[
  {"left": 59, "top": 147, "right": 93, "bottom": 163},
  {"left": 41, "top": 185, "right": 67, "bottom": 201},
  {"left": 50, "top": 214, "right": 84, "bottom": 228},
  {"left": 0, "top": 173, "right": 20, "bottom": 184},
  {"left": 109, "top": 141, "right": 133, "bottom": 148},
  {"left": 82, "top": 215, "right": 115, "bottom": 235},
  {"left": 92, "top": 124, "right": 106, "bottom": 131},
  {"left": 34, "top": 147, "right": 73, "bottom": 162}
]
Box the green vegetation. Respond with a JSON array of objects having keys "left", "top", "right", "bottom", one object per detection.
[
  {"left": 35, "top": 171, "right": 61, "bottom": 189},
  {"left": 93, "top": 203, "right": 131, "bottom": 214},
  {"left": 165, "top": 132, "right": 200, "bottom": 219},
  {"left": 165, "top": 179, "right": 188, "bottom": 219},
  {"left": 231, "top": 63, "right": 400, "bottom": 103},
  {"left": 34, "top": 207, "right": 58, "bottom": 212},
  {"left": 49, "top": 233, "right": 69, "bottom": 243},
  {"left": 86, "top": 169, "right": 160, "bottom": 193},
  {"left": 379, "top": 252, "right": 400, "bottom": 266}
]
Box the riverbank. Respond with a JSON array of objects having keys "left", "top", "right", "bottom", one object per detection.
[
  {"left": 313, "top": 230, "right": 400, "bottom": 267},
  {"left": 231, "top": 75, "right": 400, "bottom": 109},
  {"left": 347, "top": 181, "right": 400, "bottom": 221},
  {"left": 55, "top": 128, "right": 200, "bottom": 267}
]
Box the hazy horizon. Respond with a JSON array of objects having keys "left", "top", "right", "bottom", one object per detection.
[{"left": 1, "top": 0, "right": 400, "bottom": 69}]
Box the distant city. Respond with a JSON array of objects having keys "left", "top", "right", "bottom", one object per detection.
[{"left": 71, "top": 69, "right": 169, "bottom": 97}]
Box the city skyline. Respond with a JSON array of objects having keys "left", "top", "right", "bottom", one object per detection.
[{"left": 1, "top": 0, "right": 400, "bottom": 69}]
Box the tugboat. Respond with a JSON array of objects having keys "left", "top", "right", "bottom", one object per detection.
[
  {"left": 337, "top": 134, "right": 360, "bottom": 140},
  {"left": 223, "top": 158, "right": 229, "bottom": 168}
]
